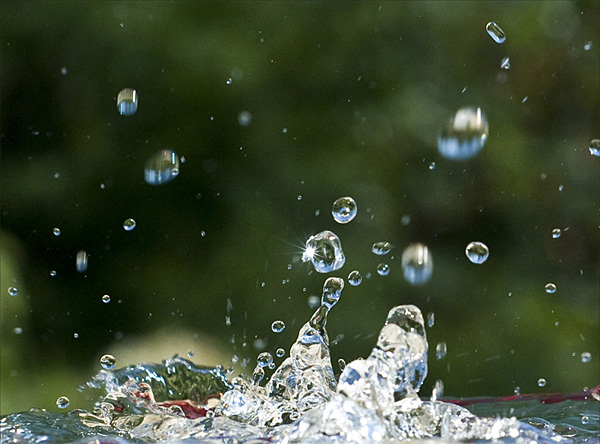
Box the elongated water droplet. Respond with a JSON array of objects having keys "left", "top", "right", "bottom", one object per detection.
[
  {"left": 271, "top": 320, "right": 285, "bottom": 333},
  {"left": 465, "top": 241, "right": 489, "bottom": 264},
  {"left": 537, "top": 377, "right": 547, "bottom": 387},
  {"left": 123, "top": 218, "right": 136, "bottom": 231},
  {"left": 331, "top": 197, "right": 357, "bottom": 224},
  {"left": 338, "top": 358, "right": 346, "bottom": 372},
  {"left": 401, "top": 243, "right": 433, "bottom": 285},
  {"left": 76, "top": 250, "right": 88, "bottom": 273},
  {"left": 101, "top": 294, "right": 111, "bottom": 304},
  {"left": 376, "top": 263, "right": 390, "bottom": 276},
  {"left": 100, "top": 354, "right": 116, "bottom": 370},
  {"left": 8, "top": 287, "right": 18, "bottom": 297},
  {"left": 302, "top": 230, "right": 345, "bottom": 273},
  {"left": 56, "top": 396, "right": 70, "bottom": 409},
  {"left": 321, "top": 277, "right": 344, "bottom": 309},
  {"left": 545, "top": 283, "right": 557, "bottom": 294},
  {"left": 500, "top": 56, "right": 510, "bottom": 69},
  {"left": 436, "top": 342, "right": 447, "bottom": 360},
  {"left": 117, "top": 88, "right": 138, "bottom": 115},
  {"left": 427, "top": 312, "right": 435, "bottom": 327},
  {"left": 581, "top": 352, "right": 591, "bottom": 363},
  {"left": 438, "top": 107, "right": 488, "bottom": 160},
  {"left": 371, "top": 241, "right": 393, "bottom": 255},
  {"left": 589, "top": 139, "right": 600, "bottom": 157},
  {"left": 347, "top": 270, "right": 362, "bottom": 286},
  {"left": 53, "top": 227, "right": 61, "bottom": 236},
  {"left": 552, "top": 228, "right": 561, "bottom": 239},
  {"left": 486, "top": 21, "right": 506, "bottom": 44},
  {"left": 144, "top": 149, "right": 180, "bottom": 185}
]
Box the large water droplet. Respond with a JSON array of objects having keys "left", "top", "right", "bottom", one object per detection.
[
  {"left": 486, "top": 21, "right": 506, "bottom": 44},
  {"left": 117, "top": 88, "right": 138, "bottom": 115},
  {"left": 581, "top": 352, "right": 591, "bottom": 363},
  {"left": 331, "top": 197, "right": 357, "bottom": 224},
  {"left": 257, "top": 352, "right": 273, "bottom": 368},
  {"left": 76, "top": 250, "right": 88, "bottom": 273},
  {"left": 465, "top": 241, "right": 489, "bottom": 264},
  {"left": 100, "top": 354, "right": 116, "bottom": 370},
  {"left": 271, "top": 320, "right": 285, "bottom": 333},
  {"left": 589, "top": 139, "right": 600, "bottom": 157},
  {"left": 376, "top": 263, "right": 390, "bottom": 276},
  {"left": 438, "top": 107, "right": 488, "bottom": 160},
  {"left": 56, "top": 396, "right": 70, "bottom": 409},
  {"left": 401, "top": 243, "right": 433, "bottom": 285},
  {"left": 8, "top": 287, "right": 18, "bottom": 297},
  {"left": 545, "top": 283, "right": 557, "bottom": 294},
  {"left": 144, "top": 149, "right": 180, "bottom": 185},
  {"left": 347, "top": 270, "right": 362, "bottom": 286},
  {"left": 371, "top": 241, "right": 393, "bottom": 255},
  {"left": 302, "top": 230, "right": 345, "bottom": 273}
]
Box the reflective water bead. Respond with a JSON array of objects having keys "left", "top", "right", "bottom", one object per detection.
[
  {"left": 347, "top": 270, "right": 362, "bottom": 286},
  {"left": 123, "top": 218, "right": 136, "bottom": 231},
  {"left": 302, "top": 230, "right": 345, "bottom": 273},
  {"left": 331, "top": 196, "right": 357, "bottom": 224},
  {"left": 584, "top": 41, "right": 592, "bottom": 51},
  {"left": 73, "top": 333, "right": 79, "bottom": 339},
  {"left": 486, "top": 21, "right": 506, "bottom": 44},
  {"left": 101, "top": 294, "right": 111, "bottom": 304},
  {"left": 8, "top": 287, "right": 18, "bottom": 296},
  {"left": 238, "top": 110, "right": 252, "bottom": 127},
  {"left": 500, "top": 56, "right": 510, "bottom": 69},
  {"left": 545, "top": 283, "right": 557, "bottom": 294},
  {"left": 321, "top": 277, "right": 344, "bottom": 309},
  {"left": 252, "top": 366, "right": 264, "bottom": 384},
  {"left": 581, "top": 352, "right": 591, "bottom": 363},
  {"left": 581, "top": 416, "right": 590, "bottom": 425},
  {"left": 268, "top": 362, "right": 276, "bottom": 370},
  {"left": 338, "top": 358, "right": 346, "bottom": 372},
  {"left": 100, "top": 354, "right": 116, "bottom": 370},
  {"left": 271, "top": 320, "right": 285, "bottom": 333},
  {"left": 144, "top": 149, "right": 180, "bottom": 185},
  {"left": 50, "top": 270, "right": 57, "bottom": 277},
  {"left": 427, "top": 312, "right": 435, "bottom": 327},
  {"left": 436, "top": 342, "right": 447, "bottom": 360},
  {"left": 376, "top": 263, "right": 390, "bottom": 276},
  {"left": 257, "top": 352, "right": 273, "bottom": 368},
  {"left": 53, "top": 227, "right": 61, "bottom": 236},
  {"left": 401, "top": 243, "right": 433, "bottom": 285},
  {"left": 589, "top": 139, "right": 600, "bottom": 157},
  {"left": 552, "top": 228, "right": 561, "bottom": 239},
  {"left": 13, "top": 327, "right": 23, "bottom": 334},
  {"left": 371, "top": 241, "right": 393, "bottom": 255},
  {"left": 537, "top": 378, "right": 547, "bottom": 387},
  {"left": 117, "top": 88, "right": 138, "bottom": 116},
  {"left": 76, "top": 250, "right": 88, "bottom": 273},
  {"left": 56, "top": 396, "right": 70, "bottom": 409},
  {"left": 438, "top": 107, "right": 489, "bottom": 160},
  {"left": 275, "top": 348, "right": 285, "bottom": 358},
  {"left": 465, "top": 241, "right": 489, "bottom": 264}
]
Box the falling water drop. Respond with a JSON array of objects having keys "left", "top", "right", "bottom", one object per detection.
[
  {"left": 302, "top": 230, "right": 345, "bottom": 273},
  {"left": 144, "top": 149, "right": 180, "bottom": 185},
  {"left": 271, "top": 320, "right": 285, "bottom": 333},
  {"left": 257, "top": 352, "right": 273, "bottom": 368},
  {"left": 438, "top": 107, "right": 489, "bottom": 160},
  {"left": 537, "top": 378, "right": 547, "bottom": 387},
  {"left": 53, "top": 227, "right": 61, "bottom": 236},
  {"left": 307, "top": 295, "right": 320, "bottom": 308},
  {"left": 581, "top": 352, "right": 591, "bottom": 363},
  {"left": 100, "top": 354, "right": 116, "bottom": 370},
  {"left": 238, "top": 111, "right": 252, "bottom": 126},
  {"left": 50, "top": 270, "right": 57, "bottom": 277},
  {"left": 275, "top": 348, "right": 285, "bottom": 358},
  {"left": 376, "top": 263, "right": 390, "bottom": 276},
  {"left": 465, "top": 241, "right": 489, "bottom": 264},
  {"left": 401, "top": 243, "right": 433, "bottom": 285},
  {"left": 8, "top": 287, "right": 18, "bottom": 297},
  {"left": 486, "top": 21, "right": 506, "bottom": 44},
  {"left": 589, "top": 139, "right": 600, "bottom": 157},
  {"left": 117, "top": 88, "right": 138, "bottom": 115},
  {"left": 76, "top": 250, "right": 88, "bottom": 273},
  {"left": 56, "top": 396, "right": 70, "bottom": 409},
  {"left": 101, "top": 294, "right": 111, "bottom": 304},
  {"left": 123, "top": 218, "right": 136, "bottom": 231},
  {"left": 545, "top": 283, "right": 557, "bottom": 294},
  {"left": 371, "top": 241, "right": 393, "bottom": 255},
  {"left": 552, "top": 228, "right": 561, "bottom": 239},
  {"left": 347, "top": 270, "right": 362, "bottom": 286},
  {"left": 331, "top": 197, "right": 357, "bottom": 224},
  {"left": 436, "top": 342, "right": 447, "bottom": 360}
]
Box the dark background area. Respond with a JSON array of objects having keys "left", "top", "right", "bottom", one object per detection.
[{"left": 1, "top": 1, "right": 598, "bottom": 414}]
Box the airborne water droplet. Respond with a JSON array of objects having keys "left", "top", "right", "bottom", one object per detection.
[
  {"left": 275, "top": 348, "right": 285, "bottom": 358},
  {"left": 427, "top": 312, "right": 435, "bottom": 327},
  {"left": 465, "top": 241, "right": 489, "bottom": 264},
  {"left": 8, "top": 287, "right": 18, "bottom": 297},
  {"left": 552, "top": 228, "right": 561, "bottom": 239},
  {"left": 76, "top": 250, "right": 88, "bottom": 273},
  {"left": 56, "top": 396, "right": 70, "bottom": 409},
  {"left": 486, "top": 21, "right": 506, "bottom": 44},
  {"left": 271, "top": 320, "right": 285, "bottom": 333},
  {"left": 100, "top": 354, "right": 116, "bottom": 370},
  {"left": 331, "top": 197, "right": 357, "bottom": 224},
  {"left": 117, "top": 88, "right": 138, "bottom": 116},
  {"left": 101, "top": 294, "right": 111, "bottom": 304},
  {"left": 589, "top": 139, "right": 600, "bottom": 157},
  {"left": 371, "top": 241, "right": 393, "bottom": 255},
  {"left": 545, "top": 283, "right": 557, "bottom": 294},
  {"left": 257, "top": 352, "right": 273, "bottom": 368},
  {"left": 438, "top": 107, "right": 489, "bottom": 160},
  {"left": 144, "top": 149, "right": 180, "bottom": 185},
  {"left": 376, "top": 263, "right": 390, "bottom": 276},
  {"left": 436, "top": 342, "right": 447, "bottom": 360},
  {"left": 538, "top": 377, "right": 547, "bottom": 387},
  {"left": 53, "top": 227, "right": 61, "bottom": 236},
  {"left": 347, "top": 270, "right": 362, "bottom": 286},
  {"left": 500, "top": 56, "right": 511, "bottom": 69},
  {"left": 581, "top": 352, "right": 591, "bottom": 363},
  {"left": 238, "top": 111, "right": 252, "bottom": 126},
  {"left": 302, "top": 230, "right": 345, "bottom": 273},
  {"left": 123, "top": 218, "right": 136, "bottom": 231},
  {"left": 401, "top": 243, "right": 433, "bottom": 285}
]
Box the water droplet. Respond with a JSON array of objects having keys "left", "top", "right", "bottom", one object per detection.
[
  {"left": 271, "top": 320, "right": 285, "bottom": 333},
  {"left": 50, "top": 270, "right": 57, "bottom": 277},
  {"left": 589, "top": 139, "right": 600, "bottom": 157},
  {"left": 552, "top": 228, "right": 561, "bottom": 239},
  {"left": 582, "top": 416, "right": 590, "bottom": 424},
  {"left": 187, "top": 350, "right": 194, "bottom": 358},
  {"left": 514, "top": 386, "right": 521, "bottom": 395},
  {"left": 53, "top": 227, "right": 61, "bottom": 236},
  {"left": 73, "top": 333, "right": 79, "bottom": 339},
  {"left": 144, "top": 149, "right": 180, "bottom": 185},
  {"left": 238, "top": 111, "right": 252, "bottom": 126},
  {"left": 401, "top": 243, "right": 433, "bottom": 285},
  {"left": 275, "top": 348, "right": 285, "bottom": 358},
  {"left": 302, "top": 230, "right": 345, "bottom": 273},
  {"left": 76, "top": 250, "right": 88, "bottom": 273},
  {"left": 320, "top": 277, "right": 344, "bottom": 309},
  {"left": 500, "top": 56, "right": 510, "bottom": 69},
  {"left": 100, "top": 354, "right": 116, "bottom": 370},
  {"left": 401, "top": 214, "right": 411, "bottom": 225},
  {"left": 584, "top": 41, "right": 592, "bottom": 51},
  {"left": 117, "top": 88, "right": 138, "bottom": 116},
  {"left": 545, "top": 283, "right": 557, "bottom": 294},
  {"left": 297, "top": 195, "right": 302, "bottom": 201},
  {"left": 101, "top": 294, "right": 111, "bottom": 304},
  {"left": 465, "top": 241, "right": 489, "bottom": 264},
  {"left": 428, "top": 162, "right": 436, "bottom": 170},
  {"left": 226, "top": 78, "right": 232, "bottom": 85},
  {"left": 8, "top": 287, "right": 18, "bottom": 297},
  {"left": 123, "top": 218, "right": 136, "bottom": 231},
  {"left": 331, "top": 197, "right": 357, "bottom": 224},
  {"left": 347, "top": 270, "right": 362, "bottom": 286},
  {"left": 13, "top": 327, "right": 23, "bottom": 335},
  {"left": 537, "top": 377, "right": 547, "bottom": 387},
  {"left": 436, "top": 342, "right": 447, "bottom": 360},
  {"left": 581, "top": 352, "right": 591, "bottom": 363},
  {"left": 486, "top": 21, "right": 506, "bottom": 44},
  {"left": 427, "top": 312, "right": 435, "bottom": 327},
  {"left": 371, "top": 241, "right": 393, "bottom": 255},
  {"left": 60, "top": 67, "right": 68, "bottom": 76},
  {"left": 431, "top": 379, "right": 444, "bottom": 401},
  {"left": 521, "top": 95, "right": 529, "bottom": 103},
  {"left": 438, "top": 107, "right": 488, "bottom": 160},
  {"left": 56, "top": 396, "right": 70, "bottom": 409},
  {"left": 376, "top": 263, "right": 390, "bottom": 276},
  {"left": 338, "top": 358, "right": 346, "bottom": 372},
  {"left": 257, "top": 352, "right": 273, "bottom": 368},
  {"left": 307, "top": 295, "right": 320, "bottom": 308}
]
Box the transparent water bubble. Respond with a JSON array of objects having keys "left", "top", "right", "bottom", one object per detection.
[
  {"left": 371, "top": 241, "right": 393, "bottom": 255},
  {"left": 76, "top": 250, "right": 88, "bottom": 273},
  {"left": 538, "top": 378, "right": 547, "bottom": 387},
  {"left": 376, "top": 263, "right": 390, "bottom": 276},
  {"left": 8, "top": 287, "right": 18, "bottom": 297},
  {"left": 53, "top": 227, "right": 61, "bottom": 236},
  {"left": 100, "top": 354, "right": 116, "bottom": 370},
  {"left": 144, "top": 149, "right": 180, "bottom": 185},
  {"left": 331, "top": 197, "right": 357, "bottom": 224},
  {"left": 275, "top": 348, "right": 285, "bottom": 358},
  {"left": 401, "top": 243, "right": 433, "bottom": 285},
  {"left": 427, "top": 312, "right": 435, "bottom": 327},
  {"left": 56, "top": 396, "right": 70, "bottom": 409},
  {"left": 545, "top": 283, "right": 557, "bottom": 294},
  {"left": 581, "top": 352, "right": 591, "bottom": 363},
  {"left": 117, "top": 88, "right": 138, "bottom": 116},
  {"left": 238, "top": 111, "right": 252, "bottom": 126},
  {"left": 436, "top": 342, "right": 447, "bottom": 360},
  {"left": 465, "top": 241, "right": 489, "bottom": 264},
  {"left": 589, "top": 139, "right": 600, "bottom": 157},
  {"left": 552, "top": 228, "right": 561, "bottom": 239},
  {"left": 122, "top": 218, "right": 136, "bottom": 231},
  {"left": 302, "top": 230, "right": 345, "bottom": 273},
  {"left": 486, "top": 21, "right": 506, "bottom": 44},
  {"left": 101, "top": 294, "right": 111, "bottom": 304},
  {"left": 271, "top": 320, "right": 285, "bottom": 333},
  {"left": 500, "top": 56, "right": 511, "bottom": 69},
  {"left": 257, "top": 352, "right": 273, "bottom": 368},
  {"left": 347, "top": 270, "right": 362, "bottom": 286},
  {"left": 438, "top": 107, "right": 489, "bottom": 160}
]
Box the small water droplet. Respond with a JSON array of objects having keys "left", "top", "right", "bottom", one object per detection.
[
  {"left": 514, "top": 387, "right": 521, "bottom": 395},
  {"left": 73, "top": 333, "right": 79, "bottom": 339},
  {"left": 537, "top": 377, "right": 547, "bottom": 387},
  {"left": 13, "top": 327, "right": 23, "bottom": 335},
  {"left": 581, "top": 352, "right": 591, "bottom": 363},
  {"left": 427, "top": 312, "right": 435, "bottom": 327},
  {"left": 331, "top": 197, "right": 357, "bottom": 224},
  {"left": 123, "top": 218, "right": 136, "bottom": 231},
  {"left": 376, "top": 263, "right": 390, "bottom": 276},
  {"left": 584, "top": 41, "right": 592, "bottom": 51},
  {"left": 521, "top": 95, "right": 529, "bottom": 103},
  {"left": 238, "top": 111, "right": 252, "bottom": 126},
  {"left": 465, "top": 241, "right": 489, "bottom": 264},
  {"left": 60, "top": 67, "right": 68, "bottom": 76},
  {"left": 187, "top": 350, "right": 194, "bottom": 358},
  {"left": 56, "top": 396, "right": 70, "bottom": 409},
  {"left": 101, "top": 294, "right": 111, "bottom": 304},
  {"left": 100, "top": 354, "right": 116, "bottom": 370},
  {"left": 348, "top": 270, "right": 362, "bottom": 286},
  {"left": 545, "top": 283, "right": 557, "bottom": 294},
  {"left": 500, "top": 56, "right": 510, "bottom": 69},
  {"left": 428, "top": 162, "right": 436, "bottom": 170},
  {"left": 401, "top": 243, "right": 433, "bottom": 285},
  {"left": 53, "top": 227, "right": 61, "bottom": 236},
  {"left": 117, "top": 88, "right": 138, "bottom": 115},
  {"left": 53, "top": 172, "right": 60, "bottom": 179},
  {"left": 552, "top": 228, "right": 561, "bottom": 239},
  {"left": 297, "top": 195, "right": 302, "bottom": 201},
  {"left": 581, "top": 415, "right": 590, "bottom": 424},
  {"left": 436, "top": 342, "right": 447, "bottom": 360},
  {"left": 438, "top": 107, "right": 488, "bottom": 160},
  {"left": 371, "top": 241, "right": 393, "bottom": 255},
  {"left": 486, "top": 21, "right": 506, "bottom": 44},
  {"left": 558, "top": 184, "right": 564, "bottom": 191},
  {"left": 302, "top": 230, "right": 345, "bottom": 273},
  {"left": 257, "top": 351, "right": 273, "bottom": 368},
  {"left": 401, "top": 214, "right": 411, "bottom": 225},
  {"left": 226, "top": 78, "right": 232, "bottom": 85},
  {"left": 271, "top": 320, "right": 285, "bottom": 333},
  {"left": 144, "top": 149, "right": 180, "bottom": 185},
  {"left": 275, "top": 348, "right": 285, "bottom": 358},
  {"left": 589, "top": 139, "right": 600, "bottom": 157},
  {"left": 338, "top": 358, "right": 346, "bottom": 372},
  {"left": 307, "top": 295, "right": 320, "bottom": 308},
  {"left": 8, "top": 287, "right": 18, "bottom": 297},
  {"left": 50, "top": 270, "right": 57, "bottom": 277}
]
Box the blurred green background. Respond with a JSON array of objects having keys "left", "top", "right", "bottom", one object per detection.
[{"left": 1, "top": 1, "right": 598, "bottom": 415}]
